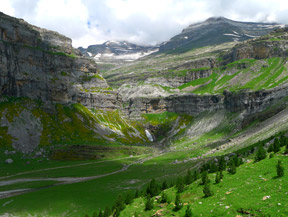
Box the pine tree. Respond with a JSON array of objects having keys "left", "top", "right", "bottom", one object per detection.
[
  {"left": 268, "top": 143, "right": 274, "bottom": 153},
  {"left": 113, "top": 194, "right": 125, "bottom": 217},
  {"left": 176, "top": 178, "right": 184, "bottom": 193},
  {"left": 161, "top": 180, "right": 168, "bottom": 190},
  {"left": 134, "top": 189, "right": 139, "bottom": 198},
  {"left": 255, "top": 145, "right": 267, "bottom": 162},
  {"left": 192, "top": 170, "right": 199, "bottom": 181},
  {"left": 279, "top": 134, "right": 287, "bottom": 147},
  {"left": 104, "top": 207, "right": 111, "bottom": 217},
  {"left": 124, "top": 191, "right": 134, "bottom": 205},
  {"left": 209, "top": 162, "right": 218, "bottom": 173},
  {"left": 160, "top": 192, "right": 168, "bottom": 203},
  {"left": 174, "top": 194, "right": 183, "bottom": 211},
  {"left": 99, "top": 211, "right": 104, "bottom": 217},
  {"left": 220, "top": 170, "right": 224, "bottom": 180},
  {"left": 203, "top": 182, "right": 213, "bottom": 198},
  {"left": 145, "top": 195, "right": 154, "bottom": 211},
  {"left": 146, "top": 179, "right": 160, "bottom": 197},
  {"left": 285, "top": 144, "right": 288, "bottom": 155},
  {"left": 276, "top": 160, "right": 284, "bottom": 177},
  {"left": 274, "top": 138, "right": 281, "bottom": 153},
  {"left": 218, "top": 156, "right": 226, "bottom": 171},
  {"left": 185, "top": 170, "right": 193, "bottom": 185},
  {"left": 215, "top": 171, "right": 221, "bottom": 184},
  {"left": 184, "top": 205, "right": 193, "bottom": 217},
  {"left": 228, "top": 160, "right": 236, "bottom": 174},
  {"left": 92, "top": 211, "right": 98, "bottom": 217},
  {"left": 201, "top": 171, "right": 210, "bottom": 185}
]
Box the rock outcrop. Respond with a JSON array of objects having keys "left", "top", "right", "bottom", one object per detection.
[{"left": 222, "top": 28, "right": 288, "bottom": 64}]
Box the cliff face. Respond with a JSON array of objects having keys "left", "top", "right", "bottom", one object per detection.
[
  {"left": 0, "top": 12, "right": 119, "bottom": 109},
  {"left": 123, "top": 84, "right": 288, "bottom": 121},
  {"left": 0, "top": 13, "right": 149, "bottom": 153}
]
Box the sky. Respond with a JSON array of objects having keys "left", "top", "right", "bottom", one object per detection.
[{"left": 1, "top": 0, "right": 288, "bottom": 48}]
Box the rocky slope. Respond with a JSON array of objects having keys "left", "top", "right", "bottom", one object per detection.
[{"left": 159, "top": 17, "right": 284, "bottom": 53}]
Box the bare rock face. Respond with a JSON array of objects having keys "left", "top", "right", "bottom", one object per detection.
[{"left": 0, "top": 12, "right": 119, "bottom": 110}]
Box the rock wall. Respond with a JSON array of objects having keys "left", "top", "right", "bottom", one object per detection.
[
  {"left": 0, "top": 12, "right": 119, "bottom": 109},
  {"left": 123, "top": 85, "right": 288, "bottom": 119}
]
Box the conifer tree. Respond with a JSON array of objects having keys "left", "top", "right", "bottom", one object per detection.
[
  {"left": 146, "top": 179, "right": 160, "bottom": 197},
  {"left": 218, "top": 156, "right": 226, "bottom": 171},
  {"left": 145, "top": 195, "right": 154, "bottom": 211},
  {"left": 274, "top": 138, "right": 281, "bottom": 153},
  {"left": 220, "top": 170, "right": 224, "bottom": 180},
  {"left": 209, "top": 162, "right": 218, "bottom": 173},
  {"left": 228, "top": 160, "right": 236, "bottom": 174},
  {"left": 192, "top": 170, "right": 199, "bottom": 181},
  {"left": 215, "top": 171, "right": 221, "bottom": 184},
  {"left": 160, "top": 192, "right": 168, "bottom": 203},
  {"left": 99, "top": 211, "right": 104, "bottom": 217},
  {"left": 276, "top": 160, "right": 284, "bottom": 177},
  {"left": 185, "top": 170, "right": 193, "bottom": 185},
  {"left": 203, "top": 182, "right": 213, "bottom": 198},
  {"left": 268, "top": 143, "right": 274, "bottom": 153},
  {"left": 279, "top": 134, "right": 287, "bottom": 147},
  {"left": 255, "top": 145, "right": 267, "bottom": 162},
  {"left": 184, "top": 205, "right": 193, "bottom": 217},
  {"left": 104, "top": 207, "right": 111, "bottom": 217},
  {"left": 92, "top": 211, "right": 98, "bottom": 217},
  {"left": 161, "top": 180, "right": 168, "bottom": 190},
  {"left": 176, "top": 177, "right": 185, "bottom": 193},
  {"left": 113, "top": 194, "right": 125, "bottom": 217},
  {"left": 201, "top": 171, "right": 210, "bottom": 185},
  {"left": 125, "top": 191, "right": 134, "bottom": 205},
  {"left": 174, "top": 194, "right": 183, "bottom": 211}
]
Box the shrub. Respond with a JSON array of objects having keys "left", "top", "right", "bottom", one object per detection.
[{"left": 160, "top": 192, "right": 168, "bottom": 203}]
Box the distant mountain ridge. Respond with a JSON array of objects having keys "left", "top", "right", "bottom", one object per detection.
[
  {"left": 78, "top": 40, "right": 158, "bottom": 63},
  {"left": 159, "top": 16, "right": 285, "bottom": 53}
]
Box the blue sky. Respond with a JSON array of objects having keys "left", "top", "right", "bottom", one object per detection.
[{"left": 1, "top": 0, "right": 288, "bottom": 48}]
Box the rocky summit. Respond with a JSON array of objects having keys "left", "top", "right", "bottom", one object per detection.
[{"left": 1, "top": 12, "right": 288, "bottom": 217}]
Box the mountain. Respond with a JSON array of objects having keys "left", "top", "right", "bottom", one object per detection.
[
  {"left": 1, "top": 12, "right": 288, "bottom": 217},
  {"left": 159, "top": 17, "right": 285, "bottom": 53},
  {"left": 78, "top": 40, "right": 158, "bottom": 63}
]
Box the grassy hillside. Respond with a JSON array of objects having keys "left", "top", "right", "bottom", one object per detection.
[{"left": 120, "top": 149, "right": 288, "bottom": 217}]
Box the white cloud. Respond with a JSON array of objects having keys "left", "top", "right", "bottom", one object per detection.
[
  {"left": 0, "top": 0, "right": 15, "bottom": 16},
  {"left": 0, "top": 0, "right": 288, "bottom": 48}
]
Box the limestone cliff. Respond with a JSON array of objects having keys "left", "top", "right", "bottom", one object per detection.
[{"left": 0, "top": 12, "right": 118, "bottom": 109}]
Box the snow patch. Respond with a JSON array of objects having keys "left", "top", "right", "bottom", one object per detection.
[
  {"left": 223, "top": 33, "right": 241, "bottom": 37},
  {"left": 87, "top": 52, "right": 92, "bottom": 57}
]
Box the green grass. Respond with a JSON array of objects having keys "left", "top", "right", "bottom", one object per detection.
[
  {"left": 121, "top": 152, "right": 288, "bottom": 217},
  {"left": 0, "top": 181, "right": 59, "bottom": 192}
]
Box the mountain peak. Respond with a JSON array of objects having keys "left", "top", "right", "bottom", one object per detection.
[{"left": 205, "top": 16, "right": 229, "bottom": 22}]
